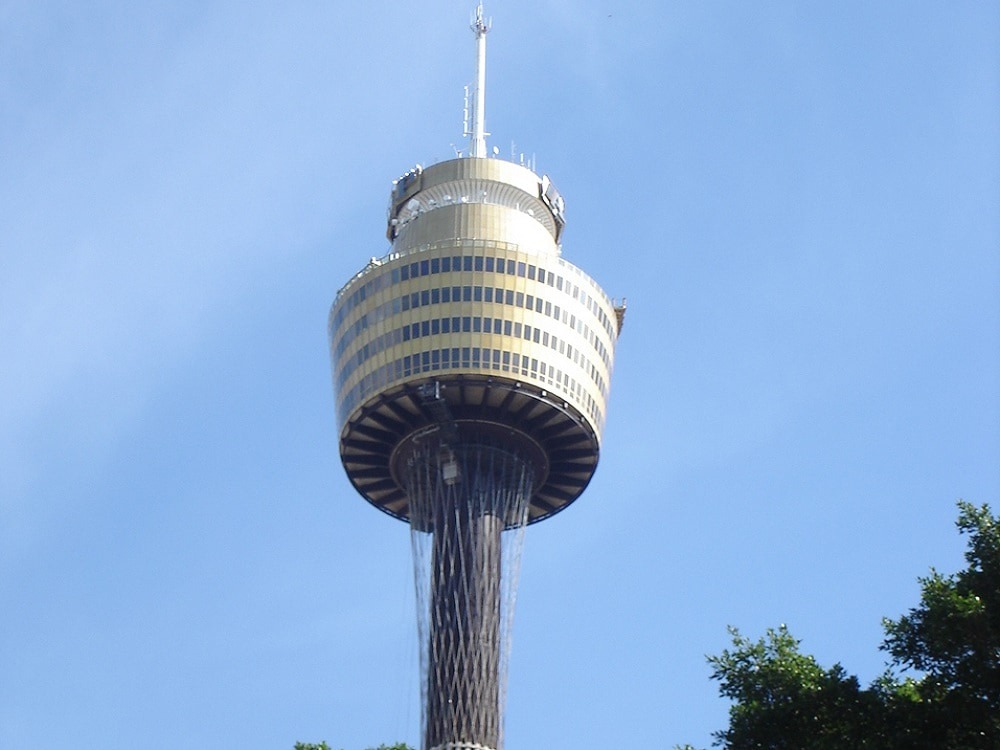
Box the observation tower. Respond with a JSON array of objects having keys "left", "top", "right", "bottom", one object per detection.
[{"left": 329, "top": 6, "right": 624, "bottom": 750}]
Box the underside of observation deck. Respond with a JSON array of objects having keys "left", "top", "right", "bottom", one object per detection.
[{"left": 339, "top": 373, "right": 601, "bottom": 524}]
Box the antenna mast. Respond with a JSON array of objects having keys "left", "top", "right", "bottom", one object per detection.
[{"left": 469, "top": 3, "right": 491, "bottom": 158}]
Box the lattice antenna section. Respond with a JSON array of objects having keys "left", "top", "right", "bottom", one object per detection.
[{"left": 406, "top": 437, "right": 533, "bottom": 750}]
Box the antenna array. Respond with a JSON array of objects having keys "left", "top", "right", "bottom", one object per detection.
[{"left": 468, "top": 3, "right": 492, "bottom": 158}]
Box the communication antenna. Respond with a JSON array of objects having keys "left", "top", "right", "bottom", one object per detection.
[{"left": 469, "top": 3, "right": 492, "bottom": 158}]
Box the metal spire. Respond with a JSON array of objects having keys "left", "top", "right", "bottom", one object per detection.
[{"left": 469, "top": 3, "right": 491, "bottom": 158}]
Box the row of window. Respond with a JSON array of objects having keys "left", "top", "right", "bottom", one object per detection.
[
  {"left": 332, "top": 245, "right": 617, "bottom": 341},
  {"left": 335, "top": 314, "right": 609, "bottom": 401},
  {"left": 337, "top": 346, "right": 605, "bottom": 435},
  {"left": 332, "top": 282, "right": 613, "bottom": 374}
]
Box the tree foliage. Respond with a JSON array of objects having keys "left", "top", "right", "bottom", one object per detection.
[{"left": 679, "top": 501, "right": 1000, "bottom": 750}]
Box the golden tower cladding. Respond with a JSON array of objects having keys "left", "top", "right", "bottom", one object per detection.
[{"left": 331, "top": 155, "right": 623, "bottom": 520}]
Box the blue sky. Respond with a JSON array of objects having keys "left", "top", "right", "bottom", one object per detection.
[{"left": 2, "top": 2, "right": 997, "bottom": 748}]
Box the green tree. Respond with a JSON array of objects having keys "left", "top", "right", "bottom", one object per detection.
[
  {"left": 880, "top": 501, "right": 1000, "bottom": 748},
  {"left": 678, "top": 501, "right": 1000, "bottom": 750}
]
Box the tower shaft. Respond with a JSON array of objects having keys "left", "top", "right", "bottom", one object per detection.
[
  {"left": 405, "top": 438, "right": 535, "bottom": 750},
  {"left": 426, "top": 493, "right": 502, "bottom": 749}
]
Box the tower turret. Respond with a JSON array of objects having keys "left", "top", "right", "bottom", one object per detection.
[{"left": 329, "top": 8, "right": 623, "bottom": 750}]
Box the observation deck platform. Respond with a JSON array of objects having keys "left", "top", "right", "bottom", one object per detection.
[{"left": 339, "top": 373, "right": 600, "bottom": 524}]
